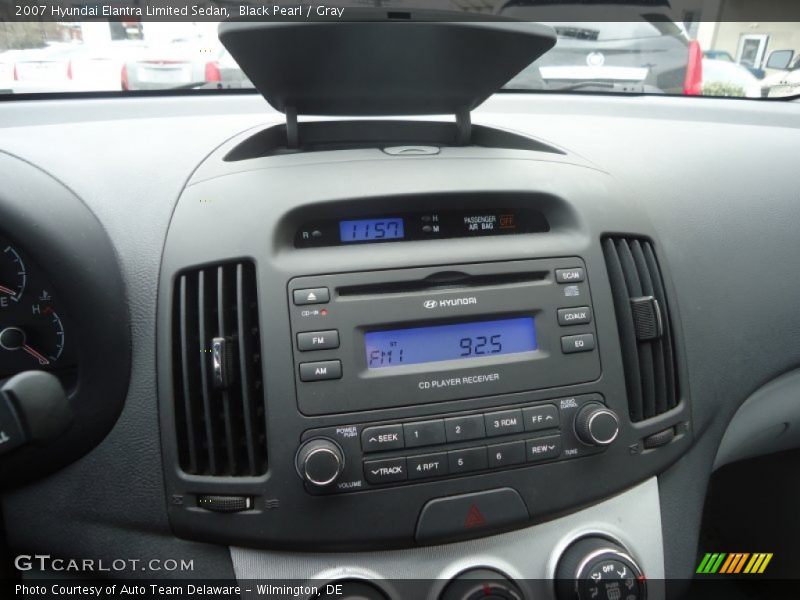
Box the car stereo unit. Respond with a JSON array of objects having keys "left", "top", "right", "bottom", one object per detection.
[{"left": 288, "top": 258, "right": 599, "bottom": 416}]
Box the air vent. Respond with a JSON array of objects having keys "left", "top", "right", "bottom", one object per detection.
[
  {"left": 602, "top": 237, "right": 678, "bottom": 422},
  {"left": 172, "top": 261, "right": 266, "bottom": 476}
]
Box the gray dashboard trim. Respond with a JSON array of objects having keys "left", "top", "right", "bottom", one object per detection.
[
  {"left": 231, "top": 478, "right": 664, "bottom": 600},
  {"left": 714, "top": 368, "right": 800, "bottom": 469}
]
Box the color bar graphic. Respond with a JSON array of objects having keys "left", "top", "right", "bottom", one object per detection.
[{"left": 697, "top": 552, "right": 773, "bottom": 574}]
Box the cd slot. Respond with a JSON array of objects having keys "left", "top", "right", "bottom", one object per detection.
[{"left": 337, "top": 270, "right": 549, "bottom": 298}]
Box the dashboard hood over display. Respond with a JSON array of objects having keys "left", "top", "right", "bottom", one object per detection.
[{"left": 218, "top": 13, "right": 556, "bottom": 117}]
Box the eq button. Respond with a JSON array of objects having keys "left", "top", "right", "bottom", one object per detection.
[{"left": 561, "top": 334, "right": 596, "bottom": 354}]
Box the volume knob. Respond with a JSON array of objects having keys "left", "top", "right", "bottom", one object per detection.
[
  {"left": 574, "top": 403, "right": 619, "bottom": 446},
  {"left": 296, "top": 438, "right": 345, "bottom": 488}
]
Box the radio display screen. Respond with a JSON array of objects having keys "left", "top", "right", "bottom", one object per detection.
[
  {"left": 365, "top": 317, "right": 537, "bottom": 369},
  {"left": 340, "top": 218, "right": 404, "bottom": 242}
]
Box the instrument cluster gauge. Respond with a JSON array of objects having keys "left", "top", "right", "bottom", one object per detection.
[{"left": 0, "top": 237, "right": 76, "bottom": 379}]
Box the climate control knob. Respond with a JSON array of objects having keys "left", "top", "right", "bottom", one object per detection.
[
  {"left": 574, "top": 402, "right": 619, "bottom": 446},
  {"left": 439, "top": 568, "right": 523, "bottom": 600},
  {"left": 295, "top": 438, "right": 345, "bottom": 488},
  {"left": 555, "top": 537, "right": 646, "bottom": 600}
]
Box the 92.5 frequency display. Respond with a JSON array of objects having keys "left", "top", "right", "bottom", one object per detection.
[{"left": 364, "top": 317, "right": 537, "bottom": 369}]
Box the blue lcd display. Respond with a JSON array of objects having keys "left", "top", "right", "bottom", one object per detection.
[
  {"left": 365, "top": 317, "right": 537, "bottom": 369},
  {"left": 340, "top": 218, "right": 404, "bottom": 242}
]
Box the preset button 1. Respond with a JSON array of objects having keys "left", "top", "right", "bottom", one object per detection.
[{"left": 403, "top": 420, "right": 446, "bottom": 448}]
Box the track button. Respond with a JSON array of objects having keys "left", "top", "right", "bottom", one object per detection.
[
  {"left": 415, "top": 488, "right": 529, "bottom": 544},
  {"left": 364, "top": 457, "right": 407, "bottom": 484}
]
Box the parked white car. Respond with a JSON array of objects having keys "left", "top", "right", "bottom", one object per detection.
[
  {"left": 702, "top": 58, "right": 763, "bottom": 98},
  {"left": 761, "top": 53, "right": 800, "bottom": 98}
]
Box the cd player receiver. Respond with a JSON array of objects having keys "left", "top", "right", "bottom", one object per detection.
[{"left": 288, "top": 258, "right": 599, "bottom": 416}]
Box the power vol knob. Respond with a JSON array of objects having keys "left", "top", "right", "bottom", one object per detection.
[
  {"left": 296, "top": 438, "right": 345, "bottom": 488},
  {"left": 574, "top": 402, "right": 620, "bottom": 447}
]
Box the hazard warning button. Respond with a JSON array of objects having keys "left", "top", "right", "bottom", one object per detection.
[{"left": 414, "top": 488, "right": 529, "bottom": 544}]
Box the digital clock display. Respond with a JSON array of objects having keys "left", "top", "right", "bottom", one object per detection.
[
  {"left": 365, "top": 317, "right": 537, "bottom": 369},
  {"left": 340, "top": 218, "right": 404, "bottom": 242}
]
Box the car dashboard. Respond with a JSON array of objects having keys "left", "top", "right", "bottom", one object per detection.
[{"left": 0, "top": 85, "right": 799, "bottom": 600}]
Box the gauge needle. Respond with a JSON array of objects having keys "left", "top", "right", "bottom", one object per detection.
[
  {"left": 0, "top": 284, "right": 16, "bottom": 296},
  {"left": 22, "top": 344, "right": 50, "bottom": 366}
]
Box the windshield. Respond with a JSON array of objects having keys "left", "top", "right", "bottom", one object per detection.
[{"left": 1, "top": 7, "right": 799, "bottom": 100}]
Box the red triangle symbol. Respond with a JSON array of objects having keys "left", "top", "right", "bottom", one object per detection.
[{"left": 464, "top": 503, "right": 487, "bottom": 529}]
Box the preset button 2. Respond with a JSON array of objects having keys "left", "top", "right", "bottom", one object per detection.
[{"left": 444, "top": 414, "right": 485, "bottom": 442}]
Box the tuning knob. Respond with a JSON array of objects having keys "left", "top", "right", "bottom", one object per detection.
[
  {"left": 439, "top": 568, "right": 523, "bottom": 600},
  {"left": 555, "top": 537, "right": 645, "bottom": 600},
  {"left": 574, "top": 402, "right": 619, "bottom": 446},
  {"left": 296, "top": 438, "right": 345, "bottom": 488}
]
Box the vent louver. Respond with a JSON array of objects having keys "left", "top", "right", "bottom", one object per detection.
[
  {"left": 172, "top": 261, "right": 267, "bottom": 476},
  {"left": 602, "top": 237, "right": 679, "bottom": 422}
]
